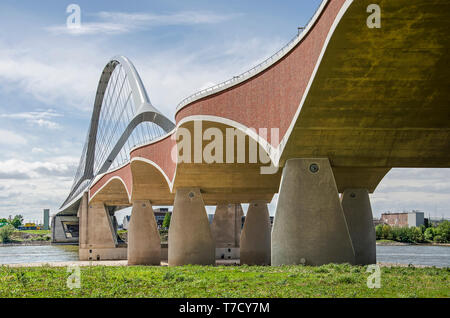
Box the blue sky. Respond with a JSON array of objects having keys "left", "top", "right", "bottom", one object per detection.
[{"left": 0, "top": 1, "right": 448, "bottom": 223}]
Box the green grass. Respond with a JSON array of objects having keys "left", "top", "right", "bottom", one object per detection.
[
  {"left": 5, "top": 230, "right": 51, "bottom": 243},
  {"left": 18, "top": 230, "right": 51, "bottom": 235},
  {"left": 376, "top": 239, "right": 400, "bottom": 243},
  {"left": 0, "top": 264, "right": 448, "bottom": 298}
]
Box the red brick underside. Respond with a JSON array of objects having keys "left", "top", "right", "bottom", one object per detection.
[{"left": 175, "top": 0, "right": 346, "bottom": 147}]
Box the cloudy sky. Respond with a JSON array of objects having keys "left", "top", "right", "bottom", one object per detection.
[{"left": 0, "top": 0, "right": 448, "bottom": 223}]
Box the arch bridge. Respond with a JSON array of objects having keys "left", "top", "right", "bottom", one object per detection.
[{"left": 54, "top": 0, "right": 450, "bottom": 266}]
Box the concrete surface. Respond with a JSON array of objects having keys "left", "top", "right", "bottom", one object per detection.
[
  {"left": 272, "top": 158, "right": 355, "bottom": 266},
  {"left": 51, "top": 215, "right": 79, "bottom": 244},
  {"left": 211, "top": 204, "right": 243, "bottom": 248},
  {"left": 79, "top": 198, "right": 125, "bottom": 261},
  {"left": 168, "top": 188, "right": 215, "bottom": 266},
  {"left": 127, "top": 200, "right": 161, "bottom": 265},
  {"left": 341, "top": 189, "right": 376, "bottom": 265},
  {"left": 240, "top": 201, "right": 271, "bottom": 265}
]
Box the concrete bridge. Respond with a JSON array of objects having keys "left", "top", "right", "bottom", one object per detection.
[{"left": 54, "top": 0, "right": 450, "bottom": 266}]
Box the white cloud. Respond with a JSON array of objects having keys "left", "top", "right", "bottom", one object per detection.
[
  {"left": 0, "top": 41, "right": 102, "bottom": 112},
  {"left": 135, "top": 36, "right": 286, "bottom": 118},
  {"left": 46, "top": 11, "right": 239, "bottom": 36},
  {"left": 371, "top": 168, "right": 450, "bottom": 218},
  {"left": 1, "top": 109, "right": 62, "bottom": 129},
  {"left": 97, "top": 11, "right": 238, "bottom": 25},
  {"left": 31, "top": 147, "right": 46, "bottom": 154},
  {"left": 0, "top": 129, "right": 27, "bottom": 145},
  {"left": 0, "top": 157, "right": 78, "bottom": 180}
]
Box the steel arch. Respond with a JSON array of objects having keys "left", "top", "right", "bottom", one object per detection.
[{"left": 59, "top": 56, "right": 175, "bottom": 213}]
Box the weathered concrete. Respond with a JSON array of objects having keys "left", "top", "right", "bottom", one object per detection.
[
  {"left": 211, "top": 203, "right": 243, "bottom": 248},
  {"left": 341, "top": 189, "right": 376, "bottom": 265},
  {"left": 240, "top": 201, "right": 271, "bottom": 265},
  {"left": 51, "top": 215, "right": 79, "bottom": 243},
  {"left": 168, "top": 188, "right": 215, "bottom": 266},
  {"left": 127, "top": 200, "right": 161, "bottom": 265},
  {"left": 79, "top": 193, "right": 126, "bottom": 261},
  {"left": 216, "top": 247, "right": 240, "bottom": 260},
  {"left": 78, "top": 192, "right": 89, "bottom": 247},
  {"left": 79, "top": 247, "right": 127, "bottom": 261},
  {"left": 211, "top": 203, "right": 243, "bottom": 260},
  {"left": 272, "top": 158, "right": 355, "bottom": 266}
]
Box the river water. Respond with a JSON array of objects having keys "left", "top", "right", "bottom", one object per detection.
[
  {"left": 376, "top": 245, "right": 450, "bottom": 267},
  {"left": 0, "top": 245, "right": 78, "bottom": 264},
  {"left": 0, "top": 245, "right": 449, "bottom": 267}
]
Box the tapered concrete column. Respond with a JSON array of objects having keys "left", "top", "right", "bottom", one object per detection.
[
  {"left": 211, "top": 204, "right": 243, "bottom": 248},
  {"left": 341, "top": 189, "right": 376, "bottom": 265},
  {"left": 240, "top": 201, "right": 271, "bottom": 265},
  {"left": 168, "top": 188, "right": 215, "bottom": 266},
  {"left": 78, "top": 200, "right": 127, "bottom": 261},
  {"left": 272, "top": 158, "right": 355, "bottom": 266},
  {"left": 127, "top": 200, "right": 161, "bottom": 265}
]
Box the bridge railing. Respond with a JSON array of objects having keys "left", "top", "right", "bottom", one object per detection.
[{"left": 176, "top": 0, "right": 327, "bottom": 111}]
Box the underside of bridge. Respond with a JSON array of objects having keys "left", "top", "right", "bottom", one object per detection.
[{"left": 55, "top": 0, "right": 450, "bottom": 266}]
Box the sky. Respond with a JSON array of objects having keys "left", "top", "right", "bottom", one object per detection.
[{"left": 0, "top": 0, "right": 448, "bottom": 224}]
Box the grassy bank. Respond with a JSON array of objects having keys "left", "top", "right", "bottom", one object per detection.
[
  {"left": 0, "top": 264, "right": 448, "bottom": 298},
  {"left": 9, "top": 230, "right": 51, "bottom": 243},
  {"left": 0, "top": 226, "right": 51, "bottom": 244}
]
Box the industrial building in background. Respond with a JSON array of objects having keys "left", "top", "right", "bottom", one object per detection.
[
  {"left": 379, "top": 211, "right": 425, "bottom": 228},
  {"left": 43, "top": 209, "right": 50, "bottom": 230}
]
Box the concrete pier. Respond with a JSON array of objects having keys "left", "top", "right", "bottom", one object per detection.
[
  {"left": 127, "top": 200, "right": 161, "bottom": 265},
  {"left": 78, "top": 193, "right": 126, "bottom": 261},
  {"left": 272, "top": 158, "right": 355, "bottom": 266},
  {"left": 168, "top": 188, "right": 215, "bottom": 266},
  {"left": 211, "top": 203, "right": 243, "bottom": 259},
  {"left": 341, "top": 189, "right": 376, "bottom": 265},
  {"left": 240, "top": 201, "right": 271, "bottom": 265}
]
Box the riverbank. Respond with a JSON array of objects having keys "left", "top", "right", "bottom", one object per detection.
[
  {"left": 0, "top": 241, "right": 52, "bottom": 247},
  {"left": 4, "top": 240, "right": 447, "bottom": 247},
  {"left": 0, "top": 260, "right": 441, "bottom": 268},
  {"left": 376, "top": 240, "right": 450, "bottom": 246},
  {"left": 0, "top": 263, "right": 448, "bottom": 297},
  {"left": 0, "top": 230, "right": 51, "bottom": 246}
]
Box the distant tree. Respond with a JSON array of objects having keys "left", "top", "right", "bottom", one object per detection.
[
  {"left": 419, "top": 224, "right": 426, "bottom": 233},
  {"left": 375, "top": 224, "right": 383, "bottom": 240},
  {"left": 162, "top": 213, "right": 171, "bottom": 229},
  {"left": 0, "top": 218, "right": 7, "bottom": 223},
  {"left": 424, "top": 227, "right": 434, "bottom": 241},
  {"left": 381, "top": 224, "right": 392, "bottom": 240},
  {"left": 9, "top": 215, "right": 23, "bottom": 229},
  {"left": 0, "top": 224, "right": 15, "bottom": 243},
  {"left": 434, "top": 221, "right": 449, "bottom": 243},
  {"left": 410, "top": 226, "right": 424, "bottom": 243}
]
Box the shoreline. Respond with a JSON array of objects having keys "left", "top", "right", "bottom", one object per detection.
[
  {"left": 0, "top": 241, "right": 53, "bottom": 247},
  {"left": 0, "top": 260, "right": 446, "bottom": 268},
  {"left": 376, "top": 241, "right": 450, "bottom": 247},
  {"left": 2, "top": 241, "right": 449, "bottom": 247}
]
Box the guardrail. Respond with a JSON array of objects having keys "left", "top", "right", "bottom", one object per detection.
[{"left": 176, "top": 0, "right": 327, "bottom": 111}]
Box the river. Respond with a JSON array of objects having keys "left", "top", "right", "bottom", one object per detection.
[
  {"left": 0, "top": 245, "right": 448, "bottom": 267},
  {"left": 0, "top": 245, "right": 78, "bottom": 264}
]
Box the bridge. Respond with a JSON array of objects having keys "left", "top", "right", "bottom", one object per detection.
[{"left": 53, "top": 0, "right": 450, "bottom": 266}]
